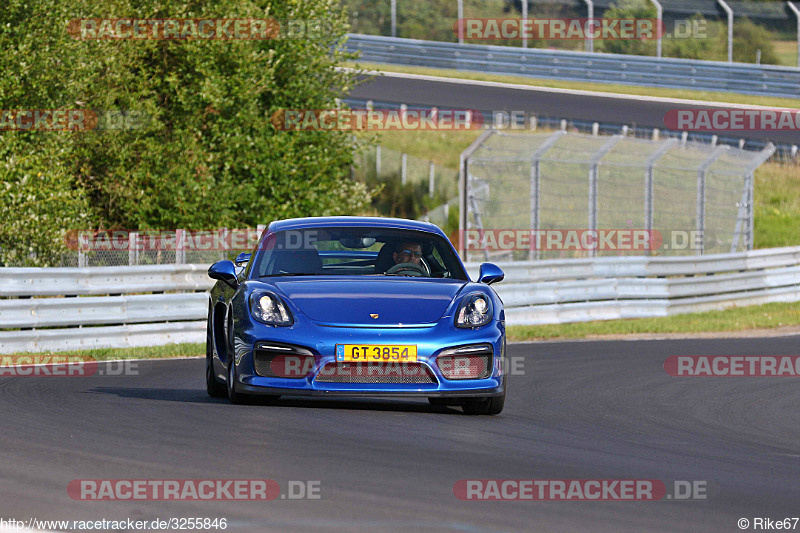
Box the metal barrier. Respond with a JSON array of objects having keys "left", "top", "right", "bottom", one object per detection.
[
  {"left": 2, "top": 246, "right": 800, "bottom": 352},
  {"left": 0, "top": 265, "right": 213, "bottom": 354},
  {"left": 465, "top": 245, "right": 800, "bottom": 325},
  {"left": 344, "top": 34, "right": 800, "bottom": 98}
]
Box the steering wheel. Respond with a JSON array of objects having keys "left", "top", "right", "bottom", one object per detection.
[{"left": 385, "top": 262, "right": 427, "bottom": 277}]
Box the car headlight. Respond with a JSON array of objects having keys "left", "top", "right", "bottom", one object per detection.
[
  {"left": 455, "top": 293, "right": 493, "bottom": 328},
  {"left": 249, "top": 291, "right": 293, "bottom": 326}
]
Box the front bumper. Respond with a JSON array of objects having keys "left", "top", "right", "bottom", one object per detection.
[{"left": 232, "top": 317, "right": 506, "bottom": 398}]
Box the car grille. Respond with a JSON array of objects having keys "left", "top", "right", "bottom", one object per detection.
[{"left": 314, "top": 362, "right": 438, "bottom": 384}]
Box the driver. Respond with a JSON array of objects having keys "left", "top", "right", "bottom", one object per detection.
[{"left": 393, "top": 241, "right": 423, "bottom": 266}]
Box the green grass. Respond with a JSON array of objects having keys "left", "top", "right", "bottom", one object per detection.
[
  {"left": 508, "top": 302, "right": 800, "bottom": 342},
  {"left": 346, "top": 61, "right": 800, "bottom": 109},
  {"left": 774, "top": 40, "right": 798, "bottom": 67},
  {"left": 4, "top": 342, "right": 204, "bottom": 361}
]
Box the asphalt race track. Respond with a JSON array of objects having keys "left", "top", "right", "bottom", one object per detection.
[
  {"left": 349, "top": 74, "right": 799, "bottom": 145},
  {"left": 1, "top": 336, "right": 799, "bottom": 532}
]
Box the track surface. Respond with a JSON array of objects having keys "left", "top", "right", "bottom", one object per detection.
[
  {"left": 1, "top": 337, "right": 799, "bottom": 532},
  {"left": 349, "top": 74, "right": 799, "bottom": 145}
]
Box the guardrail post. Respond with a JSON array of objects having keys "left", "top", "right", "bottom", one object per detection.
[
  {"left": 717, "top": 0, "right": 733, "bottom": 62},
  {"left": 789, "top": 2, "right": 800, "bottom": 67},
  {"left": 429, "top": 161, "right": 435, "bottom": 197},
  {"left": 401, "top": 153, "right": 407, "bottom": 185},
  {"left": 376, "top": 145, "right": 381, "bottom": 176}
]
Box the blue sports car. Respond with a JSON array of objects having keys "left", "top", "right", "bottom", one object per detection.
[{"left": 206, "top": 216, "right": 506, "bottom": 415}]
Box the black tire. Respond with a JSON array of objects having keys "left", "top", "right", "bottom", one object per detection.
[
  {"left": 462, "top": 392, "right": 505, "bottom": 415},
  {"left": 206, "top": 314, "right": 226, "bottom": 398},
  {"left": 226, "top": 356, "right": 247, "bottom": 404}
]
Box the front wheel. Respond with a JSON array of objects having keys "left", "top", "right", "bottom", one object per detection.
[
  {"left": 227, "top": 357, "right": 248, "bottom": 404},
  {"left": 206, "top": 320, "right": 226, "bottom": 398},
  {"left": 462, "top": 392, "right": 505, "bottom": 415}
]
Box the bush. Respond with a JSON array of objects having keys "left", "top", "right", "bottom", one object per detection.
[{"left": 0, "top": 0, "right": 374, "bottom": 265}]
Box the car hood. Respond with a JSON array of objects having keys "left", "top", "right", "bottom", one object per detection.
[{"left": 272, "top": 277, "right": 467, "bottom": 326}]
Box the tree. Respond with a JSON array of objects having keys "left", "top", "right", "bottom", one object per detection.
[{"left": 0, "top": 0, "right": 373, "bottom": 266}]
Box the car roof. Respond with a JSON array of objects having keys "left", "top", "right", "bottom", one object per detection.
[{"left": 268, "top": 216, "right": 446, "bottom": 237}]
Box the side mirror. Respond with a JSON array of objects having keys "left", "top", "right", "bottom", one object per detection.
[
  {"left": 208, "top": 260, "right": 238, "bottom": 289},
  {"left": 235, "top": 252, "right": 251, "bottom": 266},
  {"left": 478, "top": 263, "right": 504, "bottom": 285}
]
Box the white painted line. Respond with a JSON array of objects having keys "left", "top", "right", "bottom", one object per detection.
[{"left": 340, "top": 67, "right": 794, "bottom": 111}]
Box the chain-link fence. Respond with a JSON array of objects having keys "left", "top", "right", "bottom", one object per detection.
[
  {"left": 352, "top": 143, "right": 459, "bottom": 231},
  {"left": 46, "top": 229, "right": 261, "bottom": 267},
  {"left": 462, "top": 131, "right": 775, "bottom": 262}
]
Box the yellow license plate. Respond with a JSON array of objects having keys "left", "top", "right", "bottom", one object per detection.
[{"left": 336, "top": 344, "right": 417, "bottom": 363}]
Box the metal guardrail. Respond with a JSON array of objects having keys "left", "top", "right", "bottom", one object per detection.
[
  {"left": 0, "top": 264, "right": 212, "bottom": 297},
  {"left": 466, "top": 245, "right": 800, "bottom": 325},
  {"left": 344, "top": 34, "right": 800, "bottom": 98},
  {"left": 0, "top": 264, "right": 213, "bottom": 354},
  {"left": 2, "top": 246, "right": 800, "bottom": 352}
]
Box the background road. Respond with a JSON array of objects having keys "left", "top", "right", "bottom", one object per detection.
[
  {"left": 350, "top": 74, "right": 799, "bottom": 145},
  {"left": 1, "top": 337, "right": 798, "bottom": 532}
]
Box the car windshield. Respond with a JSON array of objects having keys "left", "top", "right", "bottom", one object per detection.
[{"left": 252, "top": 227, "right": 467, "bottom": 280}]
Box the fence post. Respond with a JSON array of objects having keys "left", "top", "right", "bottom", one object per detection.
[
  {"left": 128, "top": 231, "right": 139, "bottom": 266},
  {"left": 790, "top": 2, "right": 800, "bottom": 67},
  {"left": 401, "top": 153, "right": 407, "bottom": 185},
  {"left": 697, "top": 146, "right": 728, "bottom": 255},
  {"left": 457, "top": 0, "right": 464, "bottom": 44},
  {"left": 650, "top": 0, "right": 663, "bottom": 58},
  {"left": 588, "top": 135, "right": 624, "bottom": 257},
  {"left": 78, "top": 234, "right": 87, "bottom": 268},
  {"left": 376, "top": 145, "right": 381, "bottom": 176},
  {"left": 428, "top": 161, "right": 435, "bottom": 197},
  {"left": 582, "top": 0, "right": 594, "bottom": 53},
  {"left": 391, "top": 0, "right": 397, "bottom": 37},
  {"left": 717, "top": 0, "right": 733, "bottom": 62},
  {"left": 529, "top": 131, "right": 566, "bottom": 260},
  {"left": 175, "top": 229, "right": 185, "bottom": 264},
  {"left": 459, "top": 130, "right": 495, "bottom": 259},
  {"left": 521, "top": 0, "right": 528, "bottom": 48},
  {"left": 644, "top": 139, "right": 677, "bottom": 255}
]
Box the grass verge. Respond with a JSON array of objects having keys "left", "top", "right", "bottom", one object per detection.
[
  {"left": 507, "top": 302, "right": 800, "bottom": 342},
  {"left": 345, "top": 60, "right": 800, "bottom": 109},
  {"left": 5, "top": 342, "right": 205, "bottom": 361}
]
